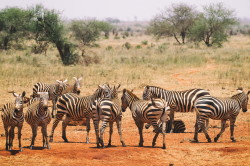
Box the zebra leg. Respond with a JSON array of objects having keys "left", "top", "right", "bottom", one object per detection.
[
  {"left": 161, "top": 122, "right": 167, "bottom": 149},
  {"left": 51, "top": 99, "right": 56, "bottom": 118},
  {"left": 100, "top": 120, "right": 108, "bottom": 148},
  {"left": 30, "top": 126, "right": 38, "bottom": 149},
  {"left": 9, "top": 127, "right": 15, "bottom": 150},
  {"left": 42, "top": 125, "right": 50, "bottom": 149},
  {"left": 86, "top": 117, "right": 91, "bottom": 144},
  {"left": 169, "top": 110, "right": 175, "bottom": 133},
  {"left": 62, "top": 115, "right": 71, "bottom": 142},
  {"left": 193, "top": 115, "right": 202, "bottom": 143},
  {"left": 18, "top": 125, "right": 23, "bottom": 152},
  {"left": 93, "top": 119, "right": 100, "bottom": 148},
  {"left": 214, "top": 120, "right": 226, "bottom": 142},
  {"left": 201, "top": 122, "right": 211, "bottom": 143},
  {"left": 116, "top": 118, "right": 126, "bottom": 147},
  {"left": 135, "top": 120, "right": 144, "bottom": 147},
  {"left": 152, "top": 121, "right": 160, "bottom": 147},
  {"left": 230, "top": 118, "right": 236, "bottom": 142},
  {"left": 49, "top": 114, "right": 64, "bottom": 142},
  {"left": 4, "top": 126, "right": 9, "bottom": 150},
  {"left": 107, "top": 122, "right": 113, "bottom": 147}
]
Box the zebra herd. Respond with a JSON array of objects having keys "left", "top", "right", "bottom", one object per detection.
[{"left": 1, "top": 77, "right": 249, "bottom": 151}]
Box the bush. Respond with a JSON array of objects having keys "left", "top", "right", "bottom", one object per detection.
[{"left": 123, "top": 42, "right": 132, "bottom": 50}]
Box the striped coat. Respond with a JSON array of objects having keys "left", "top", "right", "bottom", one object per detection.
[
  {"left": 25, "top": 92, "right": 51, "bottom": 149},
  {"left": 92, "top": 84, "right": 126, "bottom": 148},
  {"left": 121, "top": 89, "right": 171, "bottom": 149},
  {"left": 193, "top": 89, "right": 249, "bottom": 143},
  {"left": 1, "top": 91, "right": 26, "bottom": 152},
  {"left": 49, "top": 86, "right": 106, "bottom": 143},
  {"left": 143, "top": 86, "right": 210, "bottom": 132}
]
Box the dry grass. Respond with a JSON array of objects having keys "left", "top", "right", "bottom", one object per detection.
[{"left": 0, "top": 34, "right": 250, "bottom": 165}]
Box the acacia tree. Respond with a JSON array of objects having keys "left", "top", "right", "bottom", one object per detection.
[
  {"left": 0, "top": 7, "right": 32, "bottom": 50},
  {"left": 190, "top": 3, "right": 238, "bottom": 47},
  {"left": 147, "top": 3, "right": 197, "bottom": 44},
  {"left": 30, "top": 5, "right": 78, "bottom": 65},
  {"left": 70, "top": 20, "right": 113, "bottom": 55}
]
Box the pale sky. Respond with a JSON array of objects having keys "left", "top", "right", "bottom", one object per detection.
[{"left": 1, "top": 0, "right": 250, "bottom": 20}]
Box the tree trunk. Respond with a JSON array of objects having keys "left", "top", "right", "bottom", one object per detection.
[
  {"left": 3, "top": 37, "right": 9, "bottom": 50},
  {"left": 181, "top": 31, "right": 186, "bottom": 44},
  {"left": 173, "top": 34, "right": 182, "bottom": 45}
]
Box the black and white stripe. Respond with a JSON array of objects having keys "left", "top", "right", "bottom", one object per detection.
[
  {"left": 193, "top": 88, "right": 249, "bottom": 143},
  {"left": 25, "top": 92, "right": 51, "bottom": 149},
  {"left": 32, "top": 79, "right": 68, "bottom": 118},
  {"left": 92, "top": 84, "right": 126, "bottom": 148},
  {"left": 143, "top": 86, "right": 210, "bottom": 132},
  {"left": 121, "top": 89, "right": 171, "bottom": 149},
  {"left": 145, "top": 119, "right": 186, "bottom": 133},
  {"left": 49, "top": 85, "right": 107, "bottom": 143},
  {"left": 1, "top": 91, "right": 26, "bottom": 152}
]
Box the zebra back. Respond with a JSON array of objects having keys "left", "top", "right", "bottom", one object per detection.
[
  {"left": 32, "top": 80, "right": 68, "bottom": 100},
  {"left": 143, "top": 86, "right": 210, "bottom": 113}
]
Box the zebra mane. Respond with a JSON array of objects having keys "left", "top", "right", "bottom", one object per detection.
[{"left": 124, "top": 89, "right": 140, "bottom": 100}]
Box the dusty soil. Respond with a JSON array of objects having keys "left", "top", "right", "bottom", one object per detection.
[{"left": 0, "top": 107, "right": 250, "bottom": 166}]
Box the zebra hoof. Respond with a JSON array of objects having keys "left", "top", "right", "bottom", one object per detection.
[
  {"left": 122, "top": 143, "right": 126, "bottom": 147},
  {"left": 30, "top": 146, "right": 33, "bottom": 150},
  {"left": 152, "top": 142, "right": 156, "bottom": 147},
  {"left": 207, "top": 138, "right": 212, "bottom": 143},
  {"left": 162, "top": 146, "right": 166, "bottom": 149},
  {"left": 214, "top": 137, "right": 218, "bottom": 142},
  {"left": 231, "top": 139, "right": 236, "bottom": 142},
  {"left": 107, "top": 143, "right": 112, "bottom": 147},
  {"left": 190, "top": 139, "right": 199, "bottom": 143},
  {"left": 19, "top": 147, "right": 23, "bottom": 152}
]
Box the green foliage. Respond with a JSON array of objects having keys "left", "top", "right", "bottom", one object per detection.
[
  {"left": 0, "top": 7, "right": 32, "bottom": 49},
  {"left": 147, "top": 3, "right": 197, "bottom": 44},
  {"left": 29, "top": 5, "right": 78, "bottom": 65},
  {"left": 190, "top": 3, "right": 238, "bottom": 47},
  {"left": 141, "top": 40, "right": 148, "bottom": 45},
  {"left": 123, "top": 42, "right": 132, "bottom": 49}
]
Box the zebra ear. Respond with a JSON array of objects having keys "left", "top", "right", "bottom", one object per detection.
[
  {"left": 63, "top": 79, "right": 68, "bottom": 83},
  {"left": 73, "top": 77, "right": 77, "bottom": 81},
  {"left": 22, "top": 91, "right": 26, "bottom": 97},
  {"left": 56, "top": 80, "right": 62, "bottom": 83},
  {"left": 78, "top": 77, "right": 83, "bottom": 81},
  {"left": 13, "top": 92, "right": 19, "bottom": 97},
  {"left": 116, "top": 84, "right": 121, "bottom": 90},
  {"left": 248, "top": 91, "right": 250, "bottom": 95},
  {"left": 237, "top": 89, "right": 243, "bottom": 93},
  {"left": 123, "top": 89, "right": 126, "bottom": 94}
]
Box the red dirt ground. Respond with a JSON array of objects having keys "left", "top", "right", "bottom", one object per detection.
[{"left": 0, "top": 107, "right": 250, "bottom": 166}]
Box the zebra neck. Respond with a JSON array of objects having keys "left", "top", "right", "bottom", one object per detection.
[
  {"left": 231, "top": 95, "right": 243, "bottom": 109},
  {"left": 127, "top": 96, "right": 139, "bottom": 109}
]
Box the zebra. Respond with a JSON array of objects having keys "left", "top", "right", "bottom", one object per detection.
[
  {"left": 92, "top": 84, "right": 126, "bottom": 148},
  {"left": 25, "top": 92, "right": 51, "bottom": 149},
  {"left": 142, "top": 86, "right": 210, "bottom": 132},
  {"left": 121, "top": 89, "right": 171, "bottom": 149},
  {"left": 193, "top": 88, "right": 249, "bottom": 143},
  {"left": 145, "top": 119, "right": 186, "bottom": 133},
  {"left": 49, "top": 85, "right": 110, "bottom": 143},
  {"left": 61, "top": 77, "right": 83, "bottom": 95},
  {"left": 1, "top": 91, "right": 26, "bottom": 152},
  {"left": 32, "top": 79, "right": 68, "bottom": 118}
]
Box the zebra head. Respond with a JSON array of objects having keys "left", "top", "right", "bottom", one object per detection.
[
  {"left": 121, "top": 89, "right": 129, "bottom": 112},
  {"left": 110, "top": 84, "right": 121, "bottom": 99},
  {"left": 99, "top": 83, "right": 112, "bottom": 98},
  {"left": 233, "top": 88, "right": 250, "bottom": 113},
  {"left": 142, "top": 86, "right": 153, "bottom": 100},
  {"left": 11, "top": 91, "right": 26, "bottom": 111},
  {"left": 73, "top": 77, "right": 82, "bottom": 95},
  {"left": 56, "top": 79, "right": 68, "bottom": 96},
  {"left": 37, "top": 92, "right": 49, "bottom": 111}
]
